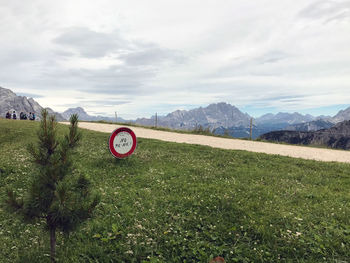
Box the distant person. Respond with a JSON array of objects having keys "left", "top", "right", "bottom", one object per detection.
[
  {"left": 29, "top": 112, "right": 36, "bottom": 121},
  {"left": 22, "top": 112, "right": 28, "bottom": 120},
  {"left": 5, "top": 111, "right": 11, "bottom": 119},
  {"left": 12, "top": 111, "right": 17, "bottom": 120},
  {"left": 20, "top": 112, "right": 24, "bottom": 120}
]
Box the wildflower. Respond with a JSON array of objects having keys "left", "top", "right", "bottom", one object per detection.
[{"left": 209, "top": 256, "right": 225, "bottom": 263}]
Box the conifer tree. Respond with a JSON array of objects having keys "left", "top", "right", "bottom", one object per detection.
[{"left": 6, "top": 109, "right": 99, "bottom": 262}]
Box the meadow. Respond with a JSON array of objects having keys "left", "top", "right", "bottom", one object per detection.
[{"left": 0, "top": 119, "right": 349, "bottom": 262}]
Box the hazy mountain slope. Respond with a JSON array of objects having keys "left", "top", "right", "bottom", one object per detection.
[
  {"left": 284, "top": 120, "right": 334, "bottom": 132},
  {"left": 332, "top": 106, "right": 350, "bottom": 123},
  {"left": 255, "top": 112, "right": 315, "bottom": 125},
  {"left": 62, "top": 107, "right": 126, "bottom": 122},
  {"left": 260, "top": 120, "right": 350, "bottom": 149}
]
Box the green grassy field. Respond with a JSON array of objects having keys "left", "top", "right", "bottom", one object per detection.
[{"left": 0, "top": 119, "right": 349, "bottom": 262}]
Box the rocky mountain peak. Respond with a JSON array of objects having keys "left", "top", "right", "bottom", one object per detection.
[
  {"left": 62, "top": 107, "right": 90, "bottom": 120},
  {"left": 0, "top": 87, "right": 16, "bottom": 99}
]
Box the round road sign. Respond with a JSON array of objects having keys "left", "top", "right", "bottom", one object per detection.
[{"left": 109, "top": 127, "right": 137, "bottom": 159}]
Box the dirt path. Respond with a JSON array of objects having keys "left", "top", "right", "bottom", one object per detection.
[{"left": 60, "top": 122, "right": 350, "bottom": 164}]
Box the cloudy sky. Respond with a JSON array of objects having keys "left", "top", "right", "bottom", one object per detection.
[{"left": 1, "top": 0, "right": 349, "bottom": 119}]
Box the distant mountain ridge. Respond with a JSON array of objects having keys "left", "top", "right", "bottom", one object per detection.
[
  {"left": 0, "top": 87, "right": 65, "bottom": 121},
  {"left": 255, "top": 112, "right": 315, "bottom": 125},
  {"left": 133, "top": 102, "right": 340, "bottom": 138}
]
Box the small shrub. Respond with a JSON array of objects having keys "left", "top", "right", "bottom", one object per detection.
[{"left": 5, "top": 109, "right": 99, "bottom": 262}]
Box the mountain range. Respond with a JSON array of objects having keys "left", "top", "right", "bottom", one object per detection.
[
  {"left": 133, "top": 102, "right": 350, "bottom": 138},
  {"left": 2, "top": 86, "right": 350, "bottom": 139}
]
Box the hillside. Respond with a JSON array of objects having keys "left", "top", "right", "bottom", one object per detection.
[
  {"left": 0, "top": 119, "right": 349, "bottom": 262},
  {"left": 0, "top": 86, "right": 65, "bottom": 121},
  {"left": 261, "top": 120, "right": 350, "bottom": 149}
]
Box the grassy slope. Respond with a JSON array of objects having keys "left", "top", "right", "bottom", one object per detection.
[{"left": 0, "top": 119, "right": 349, "bottom": 263}]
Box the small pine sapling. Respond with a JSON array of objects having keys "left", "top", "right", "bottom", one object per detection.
[{"left": 6, "top": 109, "right": 99, "bottom": 262}]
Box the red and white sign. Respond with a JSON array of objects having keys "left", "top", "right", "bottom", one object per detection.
[{"left": 109, "top": 127, "right": 137, "bottom": 159}]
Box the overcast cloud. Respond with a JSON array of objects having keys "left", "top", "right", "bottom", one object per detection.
[{"left": 0, "top": 0, "right": 349, "bottom": 118}]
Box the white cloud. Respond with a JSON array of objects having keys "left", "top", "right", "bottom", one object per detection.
[{"left": 0, "top": 0, "right": 349, "bottom": 118}]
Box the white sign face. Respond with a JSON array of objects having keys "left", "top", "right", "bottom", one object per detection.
[{"left": 113, "top": 131, "right": 133, "bottom": 154}]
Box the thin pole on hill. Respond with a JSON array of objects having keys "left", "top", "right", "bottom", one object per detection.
[
  {"left": 232, "top": 109, "right": 234, "bottom": 137},
  {"left": 155, "top": 112, "right": 157, "bottom": 128},
  {"left": 250, "top": 117, "right": 253, "bottom": 140},
  {"left": 115, "top": 111, "right": 117, "bottom": 123}
]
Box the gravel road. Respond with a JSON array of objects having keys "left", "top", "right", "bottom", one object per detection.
[{"left": 60, "top": 122, "right": 350, "bottom": 164}]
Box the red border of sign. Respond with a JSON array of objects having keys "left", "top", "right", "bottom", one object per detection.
[{"left": 109, "top": 127, "right": 137, "bottom": 159}]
